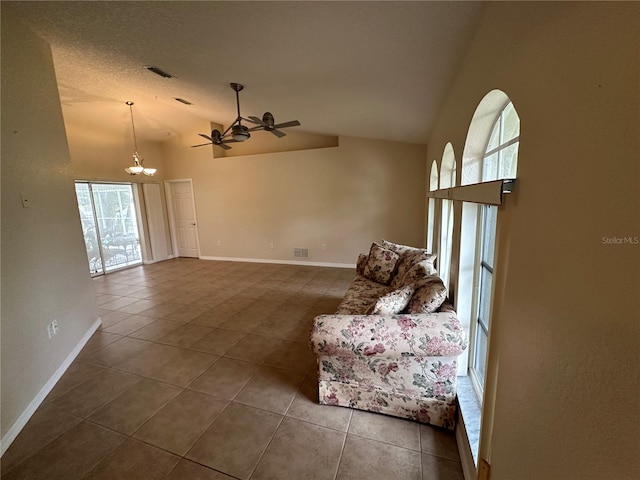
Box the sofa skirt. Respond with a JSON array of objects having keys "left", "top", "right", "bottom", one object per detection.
[{"left": 317, "top": 379, "right": 457, "bottom": 430}]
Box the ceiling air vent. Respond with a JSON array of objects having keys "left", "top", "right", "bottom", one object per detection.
[
  {"left": 174, "top": 97, "right": 193, "bottom": 105},
  {"left": 293, "top": 248, "right": 309, "bottom": 258},
  {"left": 144, "top": 66, "right": 175, "bottom": 78}
]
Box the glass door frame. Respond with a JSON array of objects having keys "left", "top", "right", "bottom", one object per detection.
[{"left": 75, "top": 181, "right": 144, "bottom": 276}]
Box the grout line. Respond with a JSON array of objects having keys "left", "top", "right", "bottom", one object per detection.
[
  {"left": 0, "top": 406, "right": 84, "bottom": 478},
  {"left": 244, "top": 408, "right": 286, "bottom": 480},
  {"left": 12, "top": 260, "right": 355, "bottom": 479},
  {"left": 333, "top": 411, "right": 352, "bottom": 480},
  {"left": 342, "top": 428, "right": 423, "bottom": 453}
]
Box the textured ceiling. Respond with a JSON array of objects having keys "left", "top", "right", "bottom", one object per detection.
[{"left": 6, "top": 1, "right": 485, "bottom": 144}]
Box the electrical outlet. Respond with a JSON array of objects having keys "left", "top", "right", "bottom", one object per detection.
[
  {"left": 47, "top": 320, "right": 59, "bottom": 339},
  {"left": 20, "top": 193, "right": 31, "bottom": 208},
  {"left": 269, "top": 242, "right": 274, "bottom": 249},
  {"left": 217, "top": 240, "right": 222, "bottom": 246},
  {"left": 321, "top": 243, "right": 327, "bottom": 250}
]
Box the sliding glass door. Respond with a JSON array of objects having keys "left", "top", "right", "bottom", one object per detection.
[{"left": 75, "top": 182, "right": 142, "bottom": 276}]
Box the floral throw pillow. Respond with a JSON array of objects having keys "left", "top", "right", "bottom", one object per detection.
[
  {"left": 363, "top": 243, "right": 400, "bottom": 285},
  {"left": 369, "top": 284, "right": 416, "bottom": 315},
  {"left": 405, "top": 275, "right": 447, "bottom": 314},
  {"left": 356, "top": 253, "right": 369, "bottom": 275},
  {"left": 381, "top": 239, "right": 418, "bottom": 256},
  {"left": 382, "top": 240, "right": 437, "bottom": 288},
  {"left": 399, "top": 258, "right": 438, "bottom": 288},
  {"left": 392, "top": 251, "right": 437, "bottom": 289}
]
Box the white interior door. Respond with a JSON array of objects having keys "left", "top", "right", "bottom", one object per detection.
[{"left": 167, "top": 180, "right": 200, "bottom": 258}]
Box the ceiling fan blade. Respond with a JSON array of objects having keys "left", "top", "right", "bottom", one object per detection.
[
  {"left": 273, "top": 120, "right": 301, "bottom": 129},
  {"left": 202, "top": 86, "right": 300, "bottom": 146},
  {"left": 269, "top": 129, "right": 287, "bottom": 138},
  {"left": 191, "top": 142, "right": 213, "bottom": 148},
  {"left": 248, "top": 116, "right": 268, "bottom": 127}
]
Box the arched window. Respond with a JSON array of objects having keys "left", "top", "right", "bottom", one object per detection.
[
  {"left": 453, "top": 90, "right": 520, "bottom": 465},
  {"left": 439, "top": 143, "right": 456, "bottom": 289},
  {"left": 472, "top": 101, "right": 519, "bottom": 390},
  {"left": 458, "top": 91, "right": 520, "bottom": 401},
  {"left": 426, "top": 161, "right": 439, "bottom": 252},
  {"left": 482, "top": 101, "right": 519, "bottom": 181}
]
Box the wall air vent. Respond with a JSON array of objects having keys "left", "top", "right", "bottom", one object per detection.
[
  {"left": 174, "top": 97, "right": 193, "bottom": 105},
  {"left": 293, "top": 248, "right": 309, "bottom": 258},
  {"left": 144, "top": 66, "right": 175, "bottom": 78}
]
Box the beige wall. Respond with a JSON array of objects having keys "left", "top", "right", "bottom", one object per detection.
[
  {"left": 212, "top": 126, "right": 339, "bottom": 157},
  {"left": 65, "top": 123, "right": 173, "bottom": 261},
  {"left": 65, "top": 123, "right": 165, "bottom": 184},
  {"left": 427, "top": 2, "right": 639, "bottom": 478},
  {"left": 162, "top": 130, "right": 427, "bottom": 264},
  {"left": 66, "top": 115, "right": 426, "bottom": 267},
  {"left": 1, "top": 13, "right": 99, "bottom": 440}
]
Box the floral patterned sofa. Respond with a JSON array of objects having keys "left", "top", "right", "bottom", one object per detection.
[{"left": 309, "top": 240, "right": 468, "bottom": 430}]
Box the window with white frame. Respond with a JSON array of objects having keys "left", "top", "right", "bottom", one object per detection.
[
  {"left": 469, "top": 101, "right": 519, "bottom": 395},
  {"left": 426, "top": 161, "right": 439, "bottom": 252},
  {"left": 439, "top": 144, "right": 456, "bottom": 289}
]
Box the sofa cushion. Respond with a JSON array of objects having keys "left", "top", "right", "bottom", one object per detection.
[
  {"left": 406, "top": 276, "right": 447, "bottom": 314},
  {"left": 363, "top": 243, "right": 400, "bottom": 285},
  {"left": 369, "top": 284, "right": 416, "bottom": 315}
]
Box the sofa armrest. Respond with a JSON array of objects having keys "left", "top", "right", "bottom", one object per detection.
[{"left": 310, "top": 312, "right": 468, "bottom": 358}]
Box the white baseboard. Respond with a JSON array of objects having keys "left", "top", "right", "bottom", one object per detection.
[
  {"left": 199, "top": 255, "right": 355, "bottom": 269},
  {"left": 0, "top": 317, "right": 102, "bottom": 456},
  {"left": 143, "top": 254, "right": 174, "bottom": 265}
]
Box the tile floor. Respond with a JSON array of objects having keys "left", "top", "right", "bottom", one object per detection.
[{"left": 1, "top": 258, "right": 464, "bottom": 480}]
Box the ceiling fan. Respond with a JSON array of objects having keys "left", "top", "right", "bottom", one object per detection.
[{"left": 192, "top": 83, "right": 301, "bottom": 150}]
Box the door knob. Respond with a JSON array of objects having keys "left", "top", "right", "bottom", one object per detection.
[{"left": 191, "top": 223, "right": 196, "bottom": 226}]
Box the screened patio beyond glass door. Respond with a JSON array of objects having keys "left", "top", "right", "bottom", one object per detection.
[{"left": 75, "top": 182, "right": 143, "bottom": 275}]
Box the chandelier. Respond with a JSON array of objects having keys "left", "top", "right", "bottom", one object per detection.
[{"left": 124, "top": 101, "right": 156, "bottom": 176}]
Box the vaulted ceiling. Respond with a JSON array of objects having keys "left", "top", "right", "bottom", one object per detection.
[{"left": 6, "top": 1, "right": 485, "bottom": 145}]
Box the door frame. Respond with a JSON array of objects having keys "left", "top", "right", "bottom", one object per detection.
[
  {"left": 75, "top": 180, "right": 146, "bottom": 275},
  {"left": 164, "top": 178, "right": 201, "bottom": 258}
]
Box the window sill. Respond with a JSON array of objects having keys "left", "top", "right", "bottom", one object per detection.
[{"left": 457, "top": 375, "right": 482, "bottom": 466}]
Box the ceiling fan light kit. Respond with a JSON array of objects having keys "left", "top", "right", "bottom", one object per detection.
[
  {"left": 192, "top": 83, "right": 301, "bottom": 150},
  {"left": 231, "top": 124, "right": 251, "bottom": 142},
  {"left": 124, "top": 101, "right": 156, "bottom": 176}
]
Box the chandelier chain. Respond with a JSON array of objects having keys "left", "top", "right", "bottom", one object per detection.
[{"left": 128, "top": 102, "right": 139, "bottom": 153}]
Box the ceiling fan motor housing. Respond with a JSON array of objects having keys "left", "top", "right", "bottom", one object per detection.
[
  {"left": 231, "top": 124, "right": 250, "bottom": 141},
  {"left": 192, "top": 83, "right": 299, "bottom": 149},
  {"left": 263, "top": 112, "right": 275, "bottom": 129}
]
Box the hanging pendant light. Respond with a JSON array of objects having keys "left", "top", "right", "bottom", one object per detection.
[{"left": 124, "top": 101, "right": 156, "bottom": 176}]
